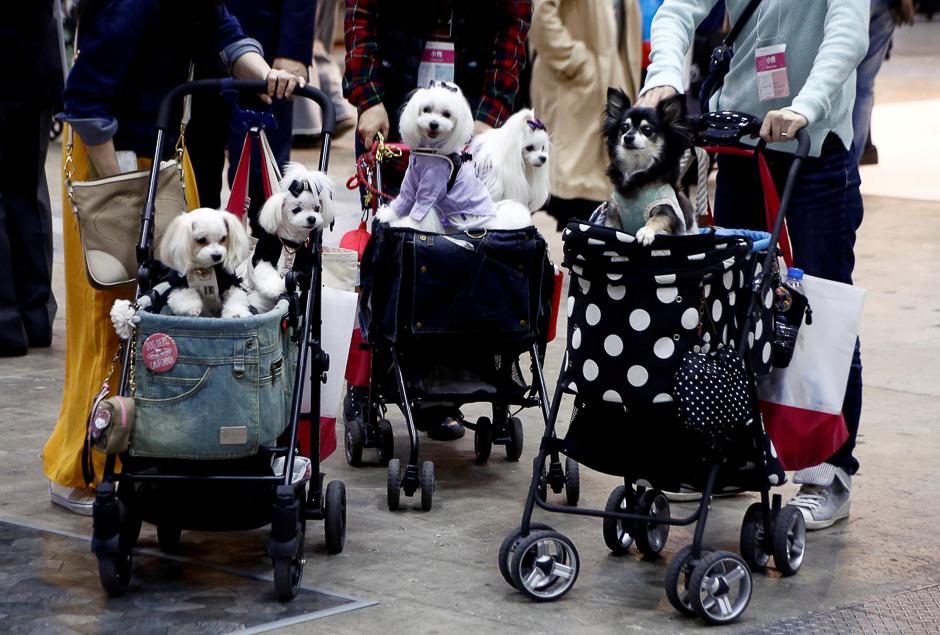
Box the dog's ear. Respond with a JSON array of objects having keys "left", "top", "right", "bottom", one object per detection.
[
  {"left": 657, "top": 94, "right": 687, "bottom": 126},
  {"left": 158, "top": 212, "right": 196, "bottom": 273},
  {"left": 605, "top": 87, "right": 631, "bottom": 120},
  {"left": 221, "top": 212, "right": 251, "bottom": 273},
  {"left": 310, "top": 172, "right": 335, "bottom": 226},
  {"left": 258, "top": 192, "right": 288, "bottom": 236}
]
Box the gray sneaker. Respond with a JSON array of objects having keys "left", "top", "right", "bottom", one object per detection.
[{"left": 786, "top": 464, "right": 851, "bottom": 530}]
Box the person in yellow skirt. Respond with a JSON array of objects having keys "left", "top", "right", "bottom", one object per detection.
[{"left": 43, "top": 0, "right": 307, "bottom": 515}]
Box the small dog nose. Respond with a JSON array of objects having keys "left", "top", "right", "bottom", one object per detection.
[
  {"left": 537, "top": 155, "right": 547, "bottom": 165},
  {"left": 211, "top": 253, "right": 222, "bottom": 262},
  {"left": 622, "top": 134, "right": 635, "bottom": 145},
  {"left": 429, "top": 120, "right": 439, "bottom": 131}
]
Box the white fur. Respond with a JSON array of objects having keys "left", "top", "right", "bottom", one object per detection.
[
  {"left": 469, "top": 109, "right": 551, "bottom": 212},
  {"left": 247, "top": 164, "right": 336, "bottom": 312},
  {"left": 110, "top": 299, "right": 139, "bottom": 340},
  {"left": 158, "top": 208, "right": 251, "bottom": 317}
]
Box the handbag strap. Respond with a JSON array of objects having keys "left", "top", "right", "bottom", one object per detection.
[{"left": 721, "top": 0, "right": 764, "bottom": 51}]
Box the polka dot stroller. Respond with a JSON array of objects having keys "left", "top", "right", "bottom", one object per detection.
[{"left": 499, "top": 113, "right": 810, "bottom": 625}]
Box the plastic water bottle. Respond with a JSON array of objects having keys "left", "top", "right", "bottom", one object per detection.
[{"left": 772, "top": 268, "right": 811, "bottom": 367}]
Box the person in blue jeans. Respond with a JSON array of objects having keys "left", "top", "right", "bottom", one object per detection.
[
  {"left": 637, "top": 0, "right": 869, "bottom": 529},
  {"left": 853, "top": 0, "right": 915, "bottom": 164}
]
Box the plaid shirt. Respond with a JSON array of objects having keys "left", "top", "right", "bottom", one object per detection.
[{"left": 343, "top": 0, "right": 531, "bottom": 127}]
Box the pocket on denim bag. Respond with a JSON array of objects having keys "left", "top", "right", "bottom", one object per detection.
[{"left": 469, "top": 254, "right": 527, "bottom": 318}]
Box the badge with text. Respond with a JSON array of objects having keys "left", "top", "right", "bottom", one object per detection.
[
  {"left": 755, "top": 44, "right": 789, "bottom": 102},
  {"left": 417, "top": 41, "right": 456, "bottom": 89},
  {"left": 143, "top": 333, "right": 178, "bottom": 372}
]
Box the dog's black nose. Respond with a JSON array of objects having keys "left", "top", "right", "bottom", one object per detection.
[
  {"left": 622, "top": 134, "right": 635, "bottom": 145},
  {"left": 537, "top": 155, "right": 547, "bottom": 165},
  {"left": 211, "top": 253, "right": 222, "bottom": 262},
  {"left": 429, "top": 120, "right": 439, "bottom": 131}
]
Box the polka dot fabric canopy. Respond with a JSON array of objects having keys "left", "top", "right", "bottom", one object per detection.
[{"left": 560, "top": 222, "right": 770, "bottom": 407}]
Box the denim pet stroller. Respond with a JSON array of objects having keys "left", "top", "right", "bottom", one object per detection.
[
  {"left": 90, "top": 81, "right": 345, "bottom": 601},
  {"left": 499, "top": 113, "right": 810, "bottom": 625},
  {"left": 343, "top": 142, "right": 566, "bottom": 511}
]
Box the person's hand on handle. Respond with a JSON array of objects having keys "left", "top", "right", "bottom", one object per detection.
[
  {"left": 358, "top": 102, "right": 390, "bottom": 147},
  {"left": 232, "top": 52, "right": 307, "bottom": 104},
  {"left": 759, "top": 109, "right": 808, "bottom": 144},
  {"left": 634, "top": 85, "right": 678, "bottom": 108}
]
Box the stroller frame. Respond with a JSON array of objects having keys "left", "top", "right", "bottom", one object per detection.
[
  {"left": 91, "top": 80, "right": 344, "bottom": 601},
  {"left": 344, "top": 147, "right": 577, "bottom": 511},
  {"left": 502, "top": 113, "right": 812, "bottom": 625}
]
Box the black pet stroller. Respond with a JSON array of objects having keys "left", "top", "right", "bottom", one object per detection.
[
  {"left": 499, "top": 113, "right": 810, "bottom": 625},
  {"left": 90, "top": 81, "right": 345, "bottom": 601},
  {"left": 344, "top": 141, "right": 572, "bottom": 511}
]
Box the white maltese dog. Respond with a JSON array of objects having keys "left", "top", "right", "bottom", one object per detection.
[
  {"left": 469, "top": 108, "right": 551, "bottom": 212},
  {"left": 375, "top": 81, "right": 532, "bottom": 233},
  {"left": 158, "top": 208, "right": 251, "bottom": 318},
  {"left": 245, "top": 162, "right": 335, "bottom": 313}
]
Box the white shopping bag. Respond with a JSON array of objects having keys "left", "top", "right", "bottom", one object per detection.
[{"left": 757, "top": 275, "right": 865, "bottom": 470}]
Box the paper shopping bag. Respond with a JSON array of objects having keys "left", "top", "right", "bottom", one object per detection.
[{"left": 757, "top": 275, "right": 865, "bottom": 470}]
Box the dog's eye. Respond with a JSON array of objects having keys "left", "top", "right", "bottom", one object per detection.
[
  {"left": 442, "top": 111, "right": 451, "bottom": 118},
  {"left": 423, "top": 106, "right": 432, "bottom": 114},
  {"left": 525, "top": 145, "right": 535, "bottom": 152},
  {"left": 620, "top": 123, "right": 630, "bottom": 132},
  {"left": 195, "top": 237, "right": 208, "bottom": 245},
  {"left": 641, "top": 125, "right": 654, "bottom": 136},
  {"left": 314, "top": 205, "right": 321, "bottom": 213},
  {"left": 292, "top": 206, "right": 302, "bottom": 214},
  {"left": 220, "top": 235, "right": 227, "bottom": 243}
]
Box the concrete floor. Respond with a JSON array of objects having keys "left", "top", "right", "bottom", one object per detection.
[{"left": 3, "top": 18, "right": 940, "bottom": 635}]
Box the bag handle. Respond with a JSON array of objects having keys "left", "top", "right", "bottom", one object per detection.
[{"left": 720, "top": 0, "right": 764, "bottom": 52}]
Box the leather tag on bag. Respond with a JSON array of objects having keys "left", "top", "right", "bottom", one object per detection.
[
  {"left": 220, "top": 426, "right": 249, "bottom": 445},
  {"left": 143, "top": 333, "right": 178, "bottom": 372}
]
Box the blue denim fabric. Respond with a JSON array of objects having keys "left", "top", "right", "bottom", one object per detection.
[
  {"left": 715, "top": 143, "right": 864, "bottom": 475},
  {"left": 130, "top": 303, "right": 296, "bottom": 460},
  {"left": 853, "top": 0, "right": 896, "bottom": 159}
]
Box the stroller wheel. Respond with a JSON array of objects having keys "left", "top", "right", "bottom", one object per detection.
[
  {"left": 376, "top": 419, "right": 394, "bottom": 466},
  {"left": 345, "top": 422, "right": 364, "bottom": 467},
  {"left": 533, "top": 457, "right": 548, "bottom": 501},
  {"left": 510, "top": 531, "right": 580, "bottom": 602},
  {"left": 634, "top": 490, "right": 670, "bottom": 557},
  {"left": 157, "top": 524, "right": 181, "bottom": 553},
  {"left": 664, "top": 544, "right": 716, "bottom": 616},
  {"left": 740, "top": 503, "right": 772, "bottom": 572},
  {"left": 505, "top": 417, "right": 524, "bottom": 461},
  {"left": 324, "top": 480, "right": 347, "bottom": 554},
  {"left": 420, "top": 461, "right": 435, "bottom": 511},
  {"left": 772, "top": 505, "right": 806, "bottom": 575},
  {"left": 688, "top": 551, "right": 752, "bottom": 625},
  {"left": 387, "top": 459, "right": 402, "bottom": 511},
  {"left": 498, "top": 523, "right": 554, "bottom": 589},
  {"left": 564, "top": 458, "right": 580, "bottom": 506},
  {"left": 273, "top": 519, "right": 306, "bottom": 601},
  {"left": 474, "top": 416, "right": 493, "bottom": 463},
  {"left": 602, "top": 485, "right": 634, "bottom": 554},
  {"left": 97, "top": 550, "right": 132, "bottom": 597}
]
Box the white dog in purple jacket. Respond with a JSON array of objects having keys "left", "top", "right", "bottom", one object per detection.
[{"left": 375, "top": 82, "right": 532, "bottom": 233}]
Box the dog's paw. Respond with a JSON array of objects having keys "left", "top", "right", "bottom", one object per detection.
[
  {"left": 221, "top": 289, "right": 252, "bottom": 319},
  {"left": 636, "top": 226, "right": 657, "bottom": 246},
  {"left": 168, "top": 289, "right": 203, "bottom": 317},
  {"left": 375, "top": 205, "right": 401, "bottom": 225},
  {"left": 110, "top": 299, "right": 140, "bottom": 340}
]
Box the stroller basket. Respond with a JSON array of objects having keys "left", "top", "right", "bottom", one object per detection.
[
  {"left": 130, "top": 299, "right": 297, "bottom": 460},
  {"left": 561, "top": 223, "right": 775, "bottom": 408}
]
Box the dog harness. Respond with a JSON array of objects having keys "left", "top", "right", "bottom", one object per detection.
[
  {"left": 409, "top": 148, "right": 473, "bottom": 192},
  {"left": 611, "top": 184, "right": 685, "bottom": 235}
]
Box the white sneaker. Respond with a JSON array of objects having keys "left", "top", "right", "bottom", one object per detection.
[
  {"left": 786, "top": 464, "right": 851, "bottom": 530},
  {"left": 49, "top": 481, "right": 95, "bottom": 516}
]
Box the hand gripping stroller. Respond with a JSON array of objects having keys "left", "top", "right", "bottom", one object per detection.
[
  {"left": 499, "top": 113, "right": 811, "bottom": 626},
  {"left": 90, "top": 80, "right": 344, "bottom": 601}
]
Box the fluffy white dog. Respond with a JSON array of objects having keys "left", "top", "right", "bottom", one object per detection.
[
  {"left": 158, "top": 208, "right": 252, "bottom": 318},
  {"left": 246, "top": 163, "right": 335, "bottom": 313},
  {"left": 375, "top": 81, "right": 532, "bottom": 233},
  {"left": 469, "top": 108, "right": 551, "bottom": 212}
]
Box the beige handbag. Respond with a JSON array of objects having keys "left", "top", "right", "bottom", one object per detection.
[{"left": 65, "top": 135, "right": 188, "bottom": 289}]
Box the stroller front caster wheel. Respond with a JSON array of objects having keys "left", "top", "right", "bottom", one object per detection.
[
  {"left": 634, "top": 489, "right": 670, "bottom": 557},
  {"left": 772, "top": 505, "right": 806, "bottom": 575},
  {"left": 387, "top": 459, "right": 401, "bottom": 511},
  {"left": 474, "top": 416, "right": 493, "bottom": 462},
  {"left": 510, "top": 531, "right": 579, "bottom": 602},
  {"left": 740, "top": 503, "right": 771, "bottom": 572},
  {"left": 324, "top": 480, "right": 346, "bottom": 554},
  {"left": 497, "top": 523, "right": 554, "bottom": 589},
  {"left": 602, "top": 485, "right": 634, "bottom": 554},
  {"left": 505, "top": 417, "right": 524, "bottom": 461},
  {"left": 97, "top": 550, "right": 132, "bottom": 597},
  {"left": 376, "top": 419, "right": 394, "bottom": 466},
  {"left": 688, "top": 551, "right": 752, "bottom": 625},
  {"left": 157, "top": 523, "right": 181, "bottom": 553},
  {"left": 420, "top": 461, "right": 435, "bottom": 511},
  {"left": 564, "top": 458, "right": 580, "bottom": 506},
  {"left": 345, "top": 422, "right": 364, "bottom": 467},
  {"left": 664, "top": 544, "right": 716, "bottom": 616},
  {"left": 272, "top": 521, "right": 306, "bottom": 601}
]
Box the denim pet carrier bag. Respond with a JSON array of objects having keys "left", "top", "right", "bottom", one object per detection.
[{"left": 129, "top": 303, "right": 297, "bottom": 460}]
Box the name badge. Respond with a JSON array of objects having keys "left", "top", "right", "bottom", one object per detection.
[
  {"left": 755, "top": 44, "right": 789, "bottom": 102},
  {"left": 417, "top": 42, "right": 455, "bottom": 89}
]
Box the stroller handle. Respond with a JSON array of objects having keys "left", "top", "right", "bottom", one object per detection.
[
  {"left": 156, "top": 79, "right": 335, "bottom": 137},
  {"left": 689, "top": 111, "right": 811, "bottom": 160}
]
